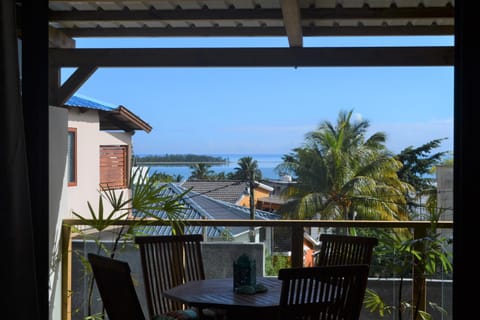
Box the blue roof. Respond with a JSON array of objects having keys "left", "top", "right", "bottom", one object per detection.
[
  {"left": 134, "top": 182, "right": 280, "bottom": 239},
  {"left": 65, "top": 95, "right": 116, "bottom": 111}
]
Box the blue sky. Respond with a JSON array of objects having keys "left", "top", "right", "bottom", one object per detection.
[{"left": 66, "top": 36, "right": 454, "bottom": 156}]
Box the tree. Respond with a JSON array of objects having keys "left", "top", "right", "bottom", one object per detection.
[
  {"left": 229, "top": 156, "right": 263, "bottom": 181},
  {"left": 277, "top": 109, "right": 413, "bottom": 221},
  {"left": 189, "top": 163, "right": 215, "bottom": 180},
  {"left": 395, "top": 138, "right": 449, "bottom": 217},
  {"left": 150, "top": 171, "right": 184, "bottom": 182},
  {"left": 231, "top": 156, "right": 262, "bottom": 242}
]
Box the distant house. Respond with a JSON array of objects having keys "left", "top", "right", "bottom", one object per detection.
[
  {"left": 62, "top": 95, "right": 152, "bottom": 219},
  {"left": 135, "top": 182, "right": 280, "bottom": 246},
  {"left": 257, "top": 175, "right": 296, "bottom": 212},
  {"left": 181, "top": 179, "right": 276, "bottom": 210},
  {"left": 181, "top": 180, "right": 247, "bottom": 204}
]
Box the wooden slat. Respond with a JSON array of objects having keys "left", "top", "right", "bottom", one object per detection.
[{"left": 99, "top": 146, "right": 127, "bottom": 189}]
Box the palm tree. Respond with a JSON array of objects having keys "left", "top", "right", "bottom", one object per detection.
[
  {"left": 231, "top": 156, "right": 262, "bottom": 181},
  {"left": 278, "top": 109, "right": 413, "bottom": 221},
  {"left": 189, "top": 163, "right": 214, "bottom": 180},
  {"left": 233, "top": 156, "right": 262, "bottom": 242}
]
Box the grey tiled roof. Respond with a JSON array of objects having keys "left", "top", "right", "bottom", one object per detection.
[
  {"left": 134, "top": 183, "right": 279, "bottom": 239},
  {"left": 181, "top": 180, "right": 247, "bottom": 204}
]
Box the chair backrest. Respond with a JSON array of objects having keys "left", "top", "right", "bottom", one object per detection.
[
  {"left": 134, "top": 234, "right": 205, "bottom": 317},
  {"left": 314, "top": 234, "right": 378, "bottom": 267},
  {"left": 278, "top": 264, "right": 370, "bottom": 320},
  {"left": 87, "top": 253, "right": 146, "bottom": 320}
]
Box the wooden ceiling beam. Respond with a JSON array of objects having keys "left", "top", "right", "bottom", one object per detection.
[
  {"left": 49, "top": 66, "right": 97, "bottom": 106},
  {"left": 59, "top": 25, "right": 453, "bottom": 38},
  {"left": 280, "top": 0, "right": 303, "bottom": 48},
  {"left": 48, "top": 6, "right": 453, "bottom": 22},
  {"left": 48, "top": 8, "right": 282, "bottom": 21},
  {"left": 49, "top": 47, "right": 454, "bottom": 68},
  {"left": 48, "top": 26, "right": 75, "bottom": 48},
  {"left": 302, "top": 6, "right": 454, "bottom": 19}
]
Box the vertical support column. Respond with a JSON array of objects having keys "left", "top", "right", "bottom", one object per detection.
[
  {"left": 290, "top": 224, "right": 304, "bottom": 268},
  {"left": 454, "top": 2, "right": 477, "bottom": 319},
  {"left": 48, "top": 65, "right": 60, "bottom": 106},
  {"left": 62, "top": 224, "right": 72, "bottom": 320},
  {"left": 412, "top": 225, "right": 427, "bottom": 320}
]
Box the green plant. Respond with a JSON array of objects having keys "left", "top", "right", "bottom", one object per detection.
[
  {"left": 364, "top": 197, "right": 452, "bottom": 320},
  {"left": 265, "top": 254, "right": 290, "bottom": 276},
  {"left": 68, "top": 166, "right": 190, "bottom": 319}
]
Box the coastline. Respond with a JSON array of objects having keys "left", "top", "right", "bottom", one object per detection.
[{"left": 144, "top": 153, "right": 284, "bottom": 180}]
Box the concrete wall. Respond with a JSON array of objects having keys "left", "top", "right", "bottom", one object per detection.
[{"left": 201, "top": 242, "right": 265, "bottom": 279}]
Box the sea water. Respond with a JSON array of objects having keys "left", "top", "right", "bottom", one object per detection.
[{"left": 146, "top": 153, "right": 284, "bottom": 180}]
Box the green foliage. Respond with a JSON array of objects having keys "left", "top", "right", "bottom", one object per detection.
[
  {"left": 72, "top": 187, "right": 130, "bottom": 232},
  {"left": 276, "top": 109, "right": 413, "bottom": 221},
  {"left": 219, "top": 228, "right": 234, "bottom": 241},
  {"left": 364, "top": 207, "right": 452, "bottom": 320},
  {"left": 364, "top": 288, "right": 392, "bottom": 317},
  {"left": 264, "top": 254, "right": 290, "bottom": 276},
  {"left": 69, "top": 166, "right": 190, "bottom": 319},
  {"left": 229, "top": 156, "right": 263, "bottom": 181},
  {"left": 396, "top": 138, "right": 448, "bottom": 192},
  {"left": 150, "top": 171, "right": 184, "bottom": 182},
  {"left": 189, "top": 163, "right": 216, "bottom": 180}
]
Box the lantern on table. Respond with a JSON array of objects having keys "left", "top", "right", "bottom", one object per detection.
[{"left": 233, "top": 253, "right": 256, "bottom": 291}]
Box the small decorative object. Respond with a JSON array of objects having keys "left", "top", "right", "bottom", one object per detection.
[{"left": 233, "top": 253, "right": 256, "bottom": 292}]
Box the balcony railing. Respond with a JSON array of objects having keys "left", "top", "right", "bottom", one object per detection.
[{"left": 62, "top": 218, "right": 453, "bottom": 320}]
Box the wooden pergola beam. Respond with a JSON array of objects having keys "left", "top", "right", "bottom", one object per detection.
[
  {"left": 59, "top": 25, "right": 453, "bottom": 38},
  {"left": 48, "top": 6, "right": 453, "bottom": 22},
  {"left": 59, "top": 66, "right": 97, "bottom": 106},
  {"left": 49, "top": 46, "right": 454, "bottom": 68},
  {"left": 280, "top": 0, "right": 303, "bottom": 47}
]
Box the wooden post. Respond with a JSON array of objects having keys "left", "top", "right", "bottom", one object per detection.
[
  {"left": 290, "top": 225, "right": 304, "bottom": 268},
  {"left": 412, "top": 225, "right": 427, "bottom": 320},
  {"left": 61, "top": 224, "right": 72, "bottom": 320}
]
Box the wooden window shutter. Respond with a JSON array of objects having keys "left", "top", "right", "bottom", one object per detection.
[{"left": 99, "top": 145, "right": 128, "bottom": 189}]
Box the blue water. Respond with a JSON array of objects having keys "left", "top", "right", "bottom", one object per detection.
[{"left": 146, "top": 153, "right": 284, "bottom": 180}]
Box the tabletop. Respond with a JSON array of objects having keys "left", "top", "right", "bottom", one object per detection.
[{"left": 163, "top": 277, "right": 281, "bottom": 317}]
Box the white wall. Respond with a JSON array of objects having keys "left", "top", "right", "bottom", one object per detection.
[
  {"left": 48, "top": 106, "right": 135, "bottom": 320},
  {"left": 67, "top": 109, "right": 132, "bottom": 218},
  {"left": 49, "top": 106, "right": 69, "bottom": 320}
]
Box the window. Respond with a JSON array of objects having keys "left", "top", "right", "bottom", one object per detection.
[
  {"left": 99, "top": 145, "right": 128, "bottom": 189},
  {"left": 67, "top": 128, "right": 77, "bottom": 186}
]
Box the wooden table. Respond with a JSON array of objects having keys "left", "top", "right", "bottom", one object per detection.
[{"left": 163, "top": 277, "right": 281, "bottom": 319}]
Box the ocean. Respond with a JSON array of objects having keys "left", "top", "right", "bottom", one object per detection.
[{"left": 145, "top": 153, "right": 284, "bottom": 180}]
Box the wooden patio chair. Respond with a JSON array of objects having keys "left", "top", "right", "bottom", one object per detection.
[
  {"left": 134, "top": 234, "right": 218, "bottom": 319},
  {"left": 88, "top": 253, "right": 199, "bottom": 320},
  {"left": 277, "top": 264, "right": 370, "bottom": 320},
  {"left": 87, "top": 253, "right": 147, "bottom": 320},
  {"left": 314, "top": 234, "right": 378, "bottom": 268}
]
